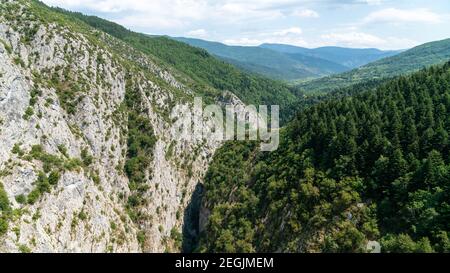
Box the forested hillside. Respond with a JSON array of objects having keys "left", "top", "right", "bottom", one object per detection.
[
  {"left": 298, "top": 38, "right": 450, "bottom": 94},
  {"left": 198, "top": 62, "right": 450, "bottom": 253},
  {"left": 261, "top": 43, "right": 401, "bottom": 69},
  {"left": 48, "top": 7, "right": 299, "bottom": 116},
  {"left": 174, "top": 37, "right": 349, "bottom": 81}
]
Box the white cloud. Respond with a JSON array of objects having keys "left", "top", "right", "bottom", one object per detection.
[
  {"left": 363, "top": 8, "right": 442, "bottom": 24},
  {"left": 43, "top": 0, "right": 207, "bottom": 17},
  {"left": 223, "top": 38, "right": 264, "bottom": 46},
  {"left": 42, "top": 0, "right": 298, "bottom": 30},
  {"left": 42, "top": 0, "right": 442, "bottom": 50},
  {"left": 321, "top": 31, "right": 385, "bottom": 47},
  {"left": 224, "top": 27, "right": 308, "bottom": 47},
  {"left": 117, "top": 16, "right": 185, "bottom": 29},
  {"left": 274, "top": 27, "right": 303, "bottom": 36},
  {"left": 213, "top": 1, "right": 286, "bottom": 23},
  {"left": 224, "top": 36, "right": 308, "bottom": 47},
  {"left": 43, "top": 0, "right": 209, "bottom": 30},
  {"left": 292, "top": 9, "right": 319, "bottom": 18},
  {"left": 186, "top": 29, "right": 208, "bottom": 38},
  {"left": 358, "top": 0, "right": 384, "bottom": 5},
  {"left": 320, "top": 31, "right": 417, "bottom": 49}
]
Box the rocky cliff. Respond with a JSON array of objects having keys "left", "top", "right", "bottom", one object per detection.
[{"left": 0, "top": 0, "right": 256, "bottom": 253}]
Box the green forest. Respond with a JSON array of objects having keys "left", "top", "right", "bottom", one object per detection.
[
  {"left": 297, "top": 38, "right": 450, "bottom": 94},
  {"left": 48, "top": 7, "right": 301, "bottom": 123},
  {"left": 198, "top": 62, "right": 450, "bottom": 253}
]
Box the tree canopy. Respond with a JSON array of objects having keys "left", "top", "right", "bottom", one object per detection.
[{"left": 198, "top": 62, "right": 450, "bottom": 253}]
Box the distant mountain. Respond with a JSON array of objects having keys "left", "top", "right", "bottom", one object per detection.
[
  {"left": 49, "top": 9, "right": 301, "bottom": 117},
  {"left": 286, "top": 52, "right": 351, "bottom": 75},
  {"left": 261, "top": 43, "right": 402, "bottom": 68},
  {"left": 297, "top": 38, "right": 450, "bottom": 94},
  {"left": 174, "top": 37, "right": 350, "bottom": 81}
]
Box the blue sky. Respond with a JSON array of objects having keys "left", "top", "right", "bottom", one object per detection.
[{"left": 42, "top": 0, "right": 450, "bottom": 50}]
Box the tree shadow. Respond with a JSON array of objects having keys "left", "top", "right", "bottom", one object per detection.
[{"left": 181, "top": 182, "right": 204, "bottom": 253}]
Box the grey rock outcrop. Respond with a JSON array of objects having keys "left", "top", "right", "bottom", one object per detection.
[{"left": 0, "top": 0, "right": 240, "bottom": 253}]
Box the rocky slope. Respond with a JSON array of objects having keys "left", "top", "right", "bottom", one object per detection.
[{"left": 0, "top": 0, "right": 257, "bottom": 253}]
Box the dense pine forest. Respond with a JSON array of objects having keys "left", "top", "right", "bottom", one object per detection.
[{"left": 198, "top": 62, "right": 450, "bottom": 253}]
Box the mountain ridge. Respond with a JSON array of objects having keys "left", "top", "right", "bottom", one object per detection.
[
  {"left": 297, "top": 38, "right": 450, "bottom": 94},
  {"left": 261, "top": 43, "right": 403, "bottom": 68},
  {"left": 173, "top": 37, "right": 401, "bottom": 82},
  {"left": 174, "top": 37, "right": 348, "bottom": 81},
  {"left": 45, "top": 8, "right": 300, "bottom": 121}
]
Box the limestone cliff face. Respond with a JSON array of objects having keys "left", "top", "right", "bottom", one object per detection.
[{"left": 0, "top": 0, "right": 245, "bottom": 253}]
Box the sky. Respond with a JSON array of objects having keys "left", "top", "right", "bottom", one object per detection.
[{"left": 41, "top": 0, "right": 450, "bottom": 50}]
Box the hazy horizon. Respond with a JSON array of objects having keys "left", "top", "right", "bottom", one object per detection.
[{"left": 173, "top": 36, "right": 412, "bottom": 51}]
